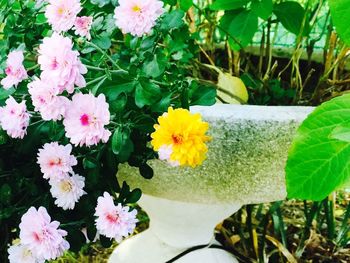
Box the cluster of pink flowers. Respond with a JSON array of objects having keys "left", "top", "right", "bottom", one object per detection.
[
  {"left": 8, "top": 207, "right": 69, "bottom": 262},
  {"left": 33, "top": 33, "right": 111, "bottom": 147},
  {"left": 95, "top": 192, "right": 138, "bottom": 242},
  {"left": 2, "top": 0, "right": 158, "bottom": 259},
  {"left": 0, "top": 96, "right": 30, "bottom": 139},
  {"left": 37, "top": 142, "right": 85, "bottom": 210},
  {"left": 45, "top": 0, "right": 92, "bottom": 39},
  {"left": 1, "top": 50, "right": 28, "bottom": 89},
  {"left": 114, "top": 0, "right": 164, "bottom": 37}
]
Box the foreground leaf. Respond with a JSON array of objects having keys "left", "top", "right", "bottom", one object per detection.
[
  {"left": 286, "top": 94, "right": 350, "bottom": 200},
  {"left": 329, "top": 0, "right": 350, "bottom": 46}
]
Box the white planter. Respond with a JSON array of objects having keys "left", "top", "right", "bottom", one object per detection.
[{"left": 109, "top": 105, "right": 314, "bottom": 263}]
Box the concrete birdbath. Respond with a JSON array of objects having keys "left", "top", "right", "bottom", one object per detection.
[{"left": 109, "top": 104, "right": 314, "bottom": 263}]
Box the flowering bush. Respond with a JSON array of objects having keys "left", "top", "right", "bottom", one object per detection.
[{"left": 0, "top": 0, "right": 216, "bottom": 261}]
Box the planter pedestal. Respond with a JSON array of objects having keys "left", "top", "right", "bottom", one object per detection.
[
  {"left": 108, "top": 105, "right": 314, "bottom": 263},
  {"left": 109, "top": 195, "right": 240, "bottom": 263}
]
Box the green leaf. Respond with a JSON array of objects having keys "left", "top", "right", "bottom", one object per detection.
[
  {"left": 0, "top": 129, "right": 7, "bottom": 145},
  {"left": 210, "top": 0, "right": 248, "bottom": 10},
  {"left": 251, "top": 0, "right": 273, "bottom": 20},
  {"left": 163, "top": 0, "right": 177, "bottom": 5},
  {"left": 329, "top": 0, "right": 350, "bottom": 46},
  {"left": 90, "top": 0, "right": 110, "bottom": 7},
  {"left": 126, "top": 188, "right": 142, "bottom": 203},
  {"left": 0, "top": 184, "right": 11, "bottom": 204},
  {"left": 330, "top": 123, "right": 350, "bottom": 142},
  {"left": 160, "top": 10, "right": 185, "bottom": 31},
  {"left": 180, "top": 0, "right": 193, "bottom": 11},
  {"left": 151, "top": 92, "right": 172, "bottom": 112},
  {"left": 100, "top": 81, "right": 136, "bottom": 100},
  {"left": 189, "top": 84, "right": 216, "bottom": 106},
  {"left": 134, "top": 115, "right": 155, "bottom": 133},
  {"left": 286, "top": 94, "right": 350, "bottom": 201},
  {"left": 227, "top": 10, "right": 258, "bottom": 50},
  {"left": 135, "top": 81, "right": 161, "bottom": 108},
  {"left": 93, "top": 33, "right": 111, "bottom": 50},
  {"left": 112, "top": 127, "right": 134, "bottom": 162},
  {"left": 83, "top": 157, "right": 98, "bottom": 169},
  {"left": 273, "top": 1, "right": 309, "bottom": 35},
  {"left": 35, "top": 13, "right": 47, "bottom": 25},
  {"left": 66, "top": 228, "right": 86, "bottom": 252},
  {"left": 109, "top": 93, "right": 127, "bottom": 112},
  {"left": 100, "top": 235, "right": 113, "bottom": 248},
  {"left": 139, "top": 163, "right": 153, "bottom": 179},
  {"left": 0, "top": 87, "right": 15, "bottom": 100},
  {"left": 142, "top": 54, "right": 166, "bottom": 78}
]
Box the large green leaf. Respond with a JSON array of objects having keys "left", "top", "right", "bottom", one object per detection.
[
  {"left": 273, "top": 1, "right": 309, "bottom": 35},
  {"left": 251, "top": 0, "right": 273, "bottom": 20},
  {"left": 286, "top": 94, "right": 350, "bottom": 201},
  {"left": 329, "top": 0, "right": 350, "bottom": 46},
  {"left": 227, "top": 10, "right": 258, "bottom": 50},
  {"left": 210, "top": 0, "right": 248, "bottom": 10}
]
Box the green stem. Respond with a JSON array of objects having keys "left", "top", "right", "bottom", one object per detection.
[
  {"left": 86, "top": 75, "right": 107, "bottom": 87},
  {"left": 85, "top": 65, "right": 106, "bottom": 71},
  {"left": 27, "top": 64, "right": 39, "bottom": 71},
  {"left": 85, "top": 41, "right": 125, "bottom": 71}
]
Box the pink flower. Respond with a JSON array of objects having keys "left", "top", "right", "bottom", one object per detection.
[
  {"left": 63, "top": 93, "right": 111, "bottom": 147},
  {"left": 114, "top": 0, "right": 164, "bottom": 37},
  {"left": 28, "top": 77, "right": 69, "bottom": 121},
  {"left": 50, "top": 173, "right": 86, "bottom": 210},
  {"left": 8, "top": 243, "right": 41, "bottom": 263},
  {"left": 38, "top": 33, "right": 87, "bottom": 94},
  {"left": 37, "top": 142, "right": 77, "bottom": 181},
  {"left": 19, "top": 207, "right": 70, "bottom": 261},
  {"left": 1, "top": 50, "right": 28, "bottom": 89},
  {"left": 45, "top": 0, "right": 82, "bottom": 32},
  {"left": 0, "top": 96, "right": 30, "bottom": 139},
  {"left": 73, "top": 16, "right": 93, "bottom": 40},
  {"left": 94, "top": 192, "right": 138, "bottom": 242}
]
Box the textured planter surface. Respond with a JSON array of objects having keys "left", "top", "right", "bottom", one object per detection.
[
  {"left": 110, "top": 105, "right": 314, "bottom": 263},
  {"left": 118, "top": 104, "right": 314, "bottom": 204}
]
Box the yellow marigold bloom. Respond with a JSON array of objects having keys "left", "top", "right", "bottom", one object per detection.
[{"left": 151, "top": 107, "right": 211, "bottom": 167}]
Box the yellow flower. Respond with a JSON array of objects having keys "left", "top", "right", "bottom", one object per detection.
[{"left": 151, "top": 107, "right": 211, "bottom": 167}]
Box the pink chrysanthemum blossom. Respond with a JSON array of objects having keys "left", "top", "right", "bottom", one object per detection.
[
  {"left": 0, "top": 96, "right": 30, "bottom": 139},
  {"left": 19, "top": 207, "right": 70, "bottom": 261},
  {"left": 8, "top": 243, "right": 41, "bottom": 263},
  {"left": 1, "top": 50, "right": 28, "bottom": 89},
  {"left": 158, "top": 145, "right": 180, "bottom": 167},
  {"left": 73, "top": 16, "right": 93, "bottom": 40},
  {"left": 28, "top": 77, "right": 69, "bottom": 121},
  {"left": 63, "top": 93, "right": 111, "bottom": 147},
  {"left": 45, "top": 0, "right": 82, "bottom": 32},
  {"left": 38, "top": 33, "right": 87, "bottom": 94},
  {"left": 37, "top": 142, "right": 77, "bottom": 181},
  {"left": 114, "top": 0, "right": 164, "bottom": 37},
  {"left": 95, "top": 192, "right": 138, "bottom": 242},
  {"left": 50, "top": 173, "right": 86, "bottom": 210}
]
